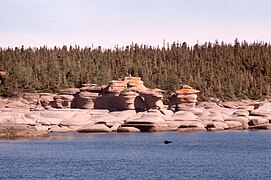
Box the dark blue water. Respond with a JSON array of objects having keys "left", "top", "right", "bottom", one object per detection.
[{"left": 1, "top": 131, "right": 271, "bottom": 180}]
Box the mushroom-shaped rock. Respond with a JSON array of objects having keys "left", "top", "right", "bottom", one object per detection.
[
  {"left": 121, "top": 112, "right": 170, "bottom": 132},
  {"left": 169, "top": 85, "right": 200, "bottom": 111},
  {"left": 120, "top": 91, "right": 139, "bottom": 110},
  {"left": 72, "top": 91, "right": 99, "bottom": 109},
  {"left": 52, "top": 95, "right": 74, "bottom": 109},
  {"left": 139, "top": 89, "right": 165, "bottom": 110}
]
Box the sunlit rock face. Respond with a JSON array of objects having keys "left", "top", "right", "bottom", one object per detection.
[
  {"left": 139, "top": 89, "right": 165, "bottom": 110},
  {"left": 35, "top": 76, "right": 166, "bottom": 111},
  {"left": 168, "top": 85, "right": 200, "bottom": 112},
  {"left": 72, "top": 91, "right": 99, "bottom": 109}
]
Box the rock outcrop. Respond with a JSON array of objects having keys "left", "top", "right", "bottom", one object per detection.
[{"left": 168, "top": 85, "right": 200, "bottom": 111}]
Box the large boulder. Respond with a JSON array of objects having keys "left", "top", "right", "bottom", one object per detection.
[
  {"left": 224, "top": 117, "right": 249, "bottom": 129},
  {"left": 247, "top": 116, "right": 269, "bottom": 126},
  {"left": 122, "top": 111, "right": 170, "bottom": 132},
  {"left": 224, "top": 121, "right": 243, "bottom": 130},
  {"left": 177, "top": 121, "right": 206, "bottom": 132},
  {"left": 168, "top": 111, "right": 199, "bottom": 121},
  {"left": 206, "top": 122, "right": 229, "bottom": 131},
  {"left": 77, "top": 124, "right": 112, "bottom": 133},
  {"left": 117, "top": 127, "right": 140, "bottom": 132}
]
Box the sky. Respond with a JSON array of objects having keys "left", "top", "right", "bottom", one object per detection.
[{"left": 0, "top": 0, "right": 271, "bottom": 48}]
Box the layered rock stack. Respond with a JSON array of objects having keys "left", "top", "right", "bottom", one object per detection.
[
  {"left": 140, "top": 89, "right": 165, "bottom": 110},
  {"left": 72, "top": 91, "right": 99, "bottom": 109},
  {"left": 35, "top": 93, "right": 55, "bottom": 110},
  {"left": 123, "top": 76, "right": 145, "bottom": 90},
  {"left": 53, "top": 95, "right": 74, "bottom": 109},
  {"left": 34, "top": 76, "right": 166, "bottom": 111},
  {"left": 169, "top": 85, "right": 200, "bottom": 111},
  {"left": 52, "top": 88, "right": 79, "bottom": 109},
  {"left": 120, "top": 91, "right": 139, "bottom": 110}
]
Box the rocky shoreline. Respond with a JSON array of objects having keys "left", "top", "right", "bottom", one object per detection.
[
  {"left": 1, "top": 76, "right": 271, "bottom": 138},
  {"left": 1, "top": 95, "right": 271, "bottom": 139}
]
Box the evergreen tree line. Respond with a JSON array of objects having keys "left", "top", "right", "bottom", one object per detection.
[{"left": 0, "top": 40, "right": 271, "bottom": 101}]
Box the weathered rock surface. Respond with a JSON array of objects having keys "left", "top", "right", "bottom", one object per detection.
[
  {"left": 72, "top": 92, "right": 99, "bottom": 109},
  {"left": 76, "top": 124, "right": 112, "bottom": 133},
  {"left": 122, "top": 110, "right": 170, "bottom": 132},
  {"left": 0, "top": 123, "right": 48, "bottom": 138},
  {"left": 117, "top": 127, "right": 140, "bottom": 132},
  {"left": 3, "top": 87, "right": 271, "bottom": 137},
  {"left": 169, "top": 85, "right": 200, "bottom": 111}
]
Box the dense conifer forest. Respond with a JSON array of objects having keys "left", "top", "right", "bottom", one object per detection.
[{"left": 0, "top": 39, "right": 271, "bottom": 101}]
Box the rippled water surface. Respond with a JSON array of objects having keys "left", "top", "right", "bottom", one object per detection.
[{"left": 1, "top": 131, "right": 271, "bottom": 180}]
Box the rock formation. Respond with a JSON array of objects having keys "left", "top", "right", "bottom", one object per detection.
[
  {"left": 168, "top": 85, "right": 200, "bottom": 111},
  {"left": 35, "top": 76, "right": 165, "bottom": 111}
]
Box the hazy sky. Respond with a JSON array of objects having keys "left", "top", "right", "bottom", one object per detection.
[{"left": 0, "top": 0, "right": 271, "bottom": 48}]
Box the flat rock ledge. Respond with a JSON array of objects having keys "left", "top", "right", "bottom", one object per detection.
[{"left": 0, "top": 123, "right": 49, "bottom": 139}]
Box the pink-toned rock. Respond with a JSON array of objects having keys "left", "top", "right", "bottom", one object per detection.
[
  {"left": 53, "top": 95, "right": 74, "bottom": 109},
  {"left": 59, "top": 88, "right": 80, "bottom": 95},
  {"left": 224, "top": 121, "right": 243, "bottom": 130},
  {"left": 110, "top": 123, "right": 121, "bottom": 132},
  {"left": 120, "top": 91, "right": 139, "bottom": 110},
  {"left": 206, "top": 122, "right": 229, "bottom": 131},
  {"left": 225, "top": 117, "right": 249, "bottom": 129},
  {"left": 222, "top": 101, "right": 241, "bottom": 109},
  {"left": 169, "top": 111, "right": 199, "bottom": 121},
  {"left": 232, "top": 110, "right": 249, "bottom": 117},
  {"left": 59, "top": 112, "right": 93, "bottom": 127},
  {"left": 38, "top": 93, "right": 55, "bottom": 109},
  {"left": 122, "top": 111, "right": 170, "bottom": 132},
  {"left": 49, "top": 125, "right": 76, "bottom": 132},
  {"left": 159, "top": 109, "right": 174, "bottom": 117},
  {"left": 40, "top": 111, "right": 76, "bottom": 119},
  {"left": 77, "top": 124, "right": 112, "bottom": 133},
  {"left": 72, "top": 92, "right": 99, "bottom": 109},
  {"left": 178, "top": 121, "right": 206, "bottom": 132},
  {"left": 139, "top": 89, "right": 165, "bottom": 110},
  {"left": 94, "top": 94, "right": 126, "bottom": 111},
  {"left": 248, "top": 116, "right": 269, "bottom": 126},
  {"left": 89, "top": 114, "right": 123, "bottom": 127},
  {"left": 169, "top": 85, "right": 200, "bottom": 111},
  {"left": 249, "top": 124, "right": 271, "bottom": 130},
  {"left": 109, "top": 110, "right": 137, "bottom": 121},
  {"left": 79, "top": 84, "right": 102, "bottom": 93},
  {"left": 117, "top": 127, "right": 140, "bottom": 132}
]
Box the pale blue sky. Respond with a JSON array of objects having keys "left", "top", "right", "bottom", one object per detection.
[{"left": 0, "top": 0, "right": 271, "bottom": 48}]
